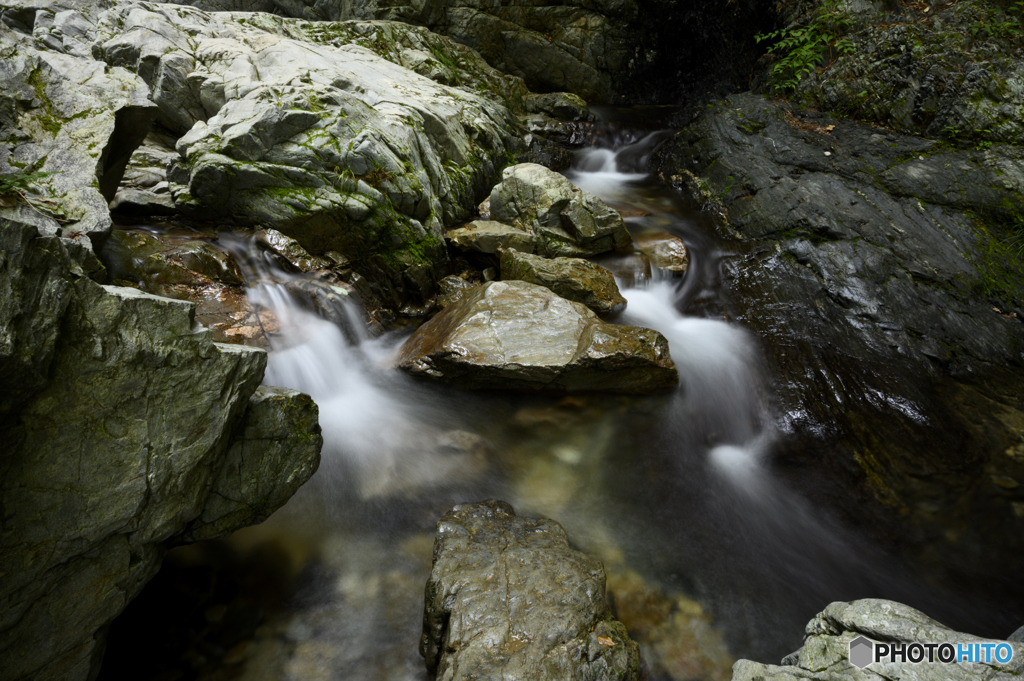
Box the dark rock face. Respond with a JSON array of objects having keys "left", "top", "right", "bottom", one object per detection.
[
  {"left": 421, "top": 500, "right": 642, "bottom": 681},
  {"left": 0, "top": 219, "right": 322, "bottom": 681},
  {"left": 733, "top": 599, "right": 1024, "bottom": 681},
  {"left": 396, "top": 280, "right": 677, "bottom": 394},
  {"left": 656, "top": 93, "right": 1024, "bottom": 597}
]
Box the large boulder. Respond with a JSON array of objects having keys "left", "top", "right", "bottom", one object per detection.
[
  {"left": 78, "top": 3, "right": 525, "bottom": 306},
  {"left": 490, "top": 163, "right": 633, "bottom": 258},
  {"left": 499, "top": 248, "right": 626, "bottom": 315},
  {"left": 396, "top": 280, "right": 677, "bottom": 394},
  {"left": 0, "top": 2, "right": 157, "bottom": 246},
  {"left": 421, "top": 500, "right": 643, "bottom": 680},
  {"left": 152, "top": 0, "right": 638, "bottom": 101},
  {"left": 0, "top": 218, "right": 323, "bottom": 681},
  {"left": 733, "top": 599, "right": 1024, "bottom": 681}
]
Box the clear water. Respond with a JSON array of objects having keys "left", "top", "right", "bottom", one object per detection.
[{"left": 114, "top": 118, "right": 1018, "bottom": 681}]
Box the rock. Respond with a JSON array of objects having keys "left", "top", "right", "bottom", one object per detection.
[
  {"left": 168, "top": 240, "right": 246, "bottom": 286},
  {"left": 760, "top": 0, "right": 1024, "bottom": 145},
  {"left": 732, "top": 599, "right": 1024, "bottom": 681},
  {"left": 524, "top": 92, "right": 589, "bottom": 121},
  {"left": 499, "top": 249, "right": 626, "bottom": 315},
  {"left": 99, "top": 229, "right": 244, "bottom": 288},
  {"left": 446, "top": 219, "right": 537, "bottom": 254},
  {"left": 88, "top": 2, "right": 526, "bottom": 306},
  {"left": 181, "top": 386, "right": 322, "bottom": 542},
  {"left": 256, "top": 227, "right": 332, "bottom": 273},
  {"left": 632, "top": 231, "right": 688, "bottom": 273},
  {"left": 155, "top": 0, "right": 638, "bottom": 101},
  {"left": 109, "top": 188, "right": 178, "bottom": 216},
  {"left": 1010, "top": 625, "right": 1024, "bottom": 643},
  {"left": 490, "top": 164, "right": 632, "bottom": 258},
  {"left": 420, "top": 500, "right": 642, "bottom": 681},
  {"left": 605, "top": 567, "right": 733, "bottom": 681},
  {"left": 0, "top": 218, "right": 322, "bottom": 681},
  {"left": 435, "top": 274, "right": 479, "bottom": 309},
  {"left": 396, "top": 280, "right": 677, "bottom": 394},
  {"left": 0, "top": 3, "right": 157, "bottom": 246}
]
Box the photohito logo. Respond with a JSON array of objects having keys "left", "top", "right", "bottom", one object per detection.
[{"left": 848, "top": 636, "right": 1016, "bottom": 669}]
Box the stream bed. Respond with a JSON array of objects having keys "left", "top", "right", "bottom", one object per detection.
[{"left": 99, "top": 110, "right": 1024, "bottom": 681}]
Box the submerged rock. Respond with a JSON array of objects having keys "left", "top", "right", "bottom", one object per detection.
[
  {"left": 0, "top": 218, "right": 322, "bottom": 681},
  {"left": 632, "top": 231, "right": 689, "bottom": 273},
  {"left": 499, "top": 249, "right": 626, "bottom": 315},
  {"left": 421, "top": 500, "right": 642, "bottom": 681},
  {"left": 490, "top": 163, "right": 633, "bottom": 258},
  {"left": 733, "top": 599, "right": 1024, "bottom": 681},
  {"left": 396, "top": 280, "right": 676, "bottom": 394}
]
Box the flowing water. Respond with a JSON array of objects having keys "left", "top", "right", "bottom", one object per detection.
[{"left": 102, "top": 112, "right": 1021, "bottom": 681}]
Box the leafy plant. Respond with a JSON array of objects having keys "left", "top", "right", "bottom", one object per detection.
[
  {"left": 968, "top": 0, "right": 1024, "bottom": 40},
  {"left": 0, "top": 170, "right": 53, "bottom": 198},
  {"left": 756, "top": 0, "right": 856, "bottom": 94}
]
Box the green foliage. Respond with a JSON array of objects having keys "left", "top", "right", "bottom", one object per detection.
[
  {"left": 967, "top": 0, "right": 1024, "bottom": 40},
  {"left": 756, "top": 0, "right": 855, "bottom": 94},
  {"left": 0, "top": 170, "right": 53, "bottom": 197}
]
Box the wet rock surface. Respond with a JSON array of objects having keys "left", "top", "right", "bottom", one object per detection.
[
  {"left": 421, "top": 500, "right": 642, "bottom": 681},
  {"left": 396, "top": 280, "right": 677, "bottom": 394},
  {"left": 490, "top": 163, "right": 633, "bottom": 258},
  {"left": 499, "top": 248, "right": 626, "bottom": 315},
  {"left": 733, "top": 599, "right": 1024, "bottom": 681},
  {"left": 0, "top": 218, "right": 322, "bottom": 681},
  {"left": 657, "top": 92, "right": 1024, "bottom": 604}
]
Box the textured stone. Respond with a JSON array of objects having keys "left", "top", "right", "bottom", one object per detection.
[
  {"left": 396, "top": 280, "right": 676, "bottom": 394},
  {"left": 499, "top": 248, "right": 626, "bottom": 315},
  {"left": 89, "top": 4, "right": 524, "bottom": 304},
  {"left": 732, "top": 599, "right": 1024, "bottom": 681},
  {"left": 490, "top": 163, "right": 632, "bottom": 257},
  {"left": 182, "top": 386, "right": 322, "bottom": 542},
  {"left": 421, "top": 500, "right": 642, "bottom": 681},
  {"left": 0, "top": 7, "right": 156, "bottom": 245}
]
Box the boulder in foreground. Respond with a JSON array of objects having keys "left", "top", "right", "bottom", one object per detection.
[
  {"left": 421, "top": 500, "right": 642, "bottom": 681},
  {"left": 396, "top": 280, "right": 677, "bottom": 394}
]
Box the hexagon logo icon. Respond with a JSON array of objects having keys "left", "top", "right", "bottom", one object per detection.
[{"left": 849, "top": 636, "right": 874, "bottom": 669}]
